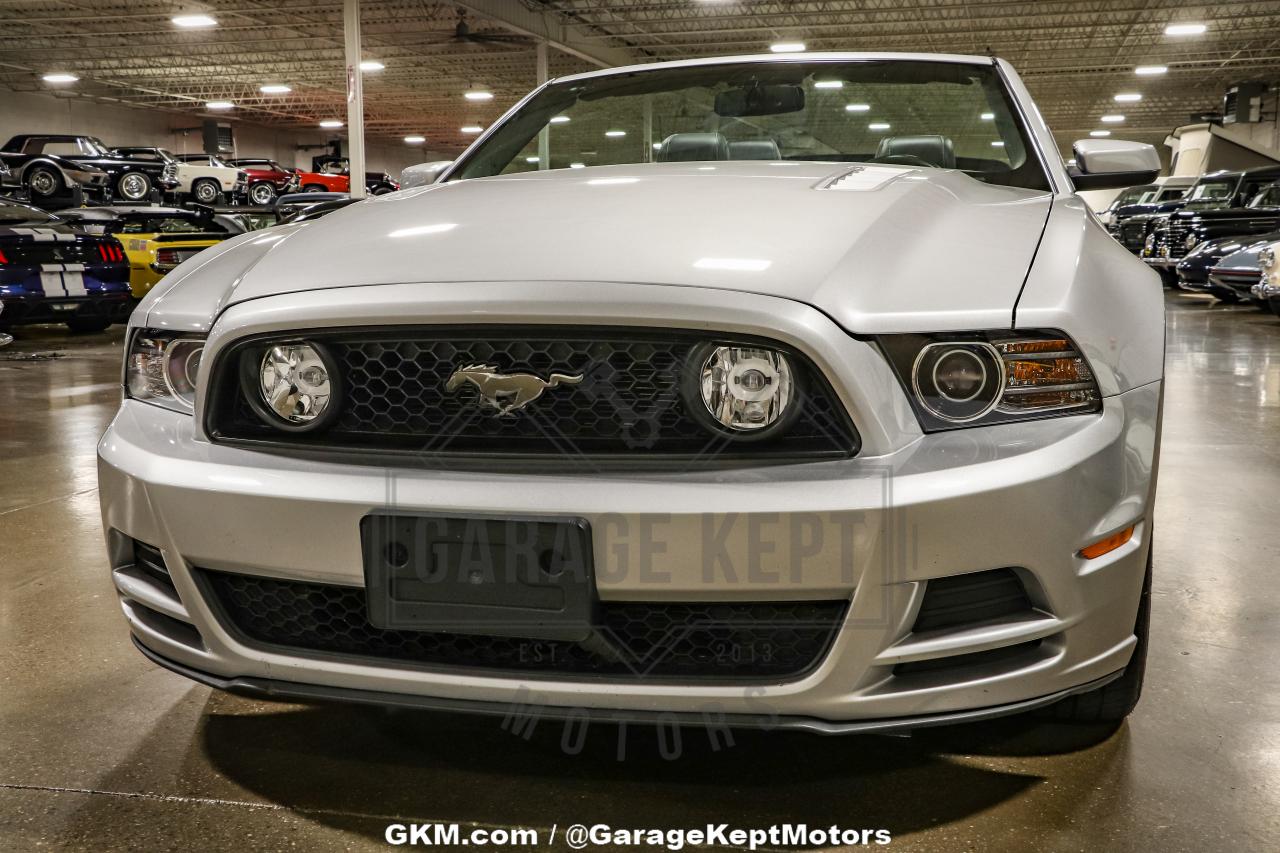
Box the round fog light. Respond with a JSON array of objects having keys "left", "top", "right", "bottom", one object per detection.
[
  {"left": 696, "top": 345, "right": 796, "bottom": 434},
  {"left": 254, "top": 343, "right": 336, "bottom": 428}
]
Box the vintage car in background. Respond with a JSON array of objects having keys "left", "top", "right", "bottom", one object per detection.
[
  {"left": 313, "top": 156, "right": 399, "bottom": 194},
  {"left": 169, "top": 153, "right": 248, "bottom": 204},
  {"left": 1175, "top": 232, "right": 1280, "bottom": 301},
  {"left": 0, "top": 199, "right": 131, "bottom": 332},
  {"left": 56, "top": 205, "right": 247, "bottom": 299},
  {"left": 0, "top": 158, "right": 21, "bottom": 196},
  {"left": 1141, "top": 166, "right": 1280, "bottom": 279},
  {"left": 0, "top": 143, "right": 110, "bottom": 204},
  {"left": 227, "top": 158, "right": 299, "bottom": 205},
  {"left": 1, "top": 135, "right": 178, "bottom": 202},
  {"left": 295, "top": 162, "right": 351, "bottom": 193},
  {"left": 1206, "top": 241, "right": 1269, "bottom": 305},
  {"left": 1101, "top": 177, "right": 1193, "bottom": 231},
  {"left": 1252, "top": 242, "right": 1280, "bottom": 316},
  {"left": 101, "top": 54, "right": 1165, "bottom": 732}
]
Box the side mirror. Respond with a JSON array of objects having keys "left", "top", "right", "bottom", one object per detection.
[
  {"left": 1068, "top": 140, "right": 1160, "bottom": 191},
  {"left": 400, "top": 161, "right": 453, "bottom": 189}
]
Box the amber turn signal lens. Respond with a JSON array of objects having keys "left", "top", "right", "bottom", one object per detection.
[{"left": 1079, "top": 525, "right": 1136, "bottom": 559}]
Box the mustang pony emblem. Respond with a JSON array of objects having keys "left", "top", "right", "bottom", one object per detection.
[{"left": 445, "top": 363, "right": 584, "bottom": 416}]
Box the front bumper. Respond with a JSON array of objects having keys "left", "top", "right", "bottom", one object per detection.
[{"left": 99, "top": 375, "right": 1160, "bottom": 724}]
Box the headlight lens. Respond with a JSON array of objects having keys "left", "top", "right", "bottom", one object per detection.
[
  {"left": 257, "top": 344, "right": 334, "bottom": 426},
  {"left": 126, "top": 329, "right": 206, "bottom": 413},
  {"left": 880, "top": 331, "right": 1101, "bottom": 431}
]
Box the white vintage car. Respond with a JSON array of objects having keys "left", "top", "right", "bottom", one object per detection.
[
  {"left": 171, "top": 153, "right": 247, "bottom": 204},
  {"left": 98, "top": 53, "right": 1165, "bottom": 733}
]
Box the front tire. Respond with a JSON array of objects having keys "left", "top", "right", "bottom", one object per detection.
[
  {"left": 26, "top": 166, "right": 63, "bottom": 199},
  {"left": 248, "top": 182, "right": 277, "bottom": 205},
  {"left": 191, "top": 178, "right": 222, "bottom": 204},
  {"left": 1039, "top": 547, "right": 1151, "bottom": 722},
  {"left": 117, "top": 172, "right": 152, "bottom": 202},
  {"left": 65, "top": 316, "right": 112, "bottom": 334},
  {"left": 302, "top": 184, "right": 326, "bottom": 193}
]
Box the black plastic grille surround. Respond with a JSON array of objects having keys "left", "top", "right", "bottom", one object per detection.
[
  {"left": 201, "top": 570, "right": 848, "bottom": 681},
  {"left": 911, "top": 568, "right": 1036, "bottom": 634},
  {"left": 208, "top": 327, "right": 857, "bottom": 462}
]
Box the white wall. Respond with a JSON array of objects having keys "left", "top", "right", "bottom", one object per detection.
[{"left": 0, "top": 90, "right": 448, "bottom": 178}]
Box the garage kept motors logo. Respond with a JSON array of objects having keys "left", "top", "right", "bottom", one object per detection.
[{"left": 445, "top": 363, "right": 584, "bottom": 416}]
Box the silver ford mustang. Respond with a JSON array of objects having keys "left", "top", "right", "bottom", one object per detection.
[{"left": 98, "top": 53, "right": 1165, "bottom": 734}]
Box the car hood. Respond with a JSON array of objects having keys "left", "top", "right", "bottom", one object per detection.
[{"left": 199, "top": 162, "right": 1054, "bottom": 334}]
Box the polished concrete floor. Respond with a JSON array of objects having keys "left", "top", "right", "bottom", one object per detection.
[{"left": 1, "top": 293, "right": 1278, "bottom": 851}]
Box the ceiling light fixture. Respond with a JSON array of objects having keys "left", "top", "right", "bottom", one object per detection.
[
  {"left": 1135, "top": 65, "right": 1168, "bottom": 75},
  {"left": 569, "top": 162, "right": 586, "bottom": 169},
  {"left": 404, "top": 135, "right": 426, "bottom": 144},
  {"left": 319, "top": 120, "right": 343, "bottom": 128},
  {"left": 359, "top": 60, "right": 385, "bottom": 72},
  {"left": 205, "top": 100, "right": 233, "bottom": 110},
  {"left": 1114, "top": 92, "right": 1142, "bottom": 102},
  {"left": 260, "top": 84, "right": 291, "bottom": 94},
  {"left": 868, "top": 122, "right": 891, "bottom": 131},
  {"left": 980, "top": 112, "right": 995, "bottom": 120},
  {"left": 464, "top": 90, "right": 493, "bottom": 101},
  {"left": 41, "top": 73, "right": 78, "bottom": 83},
  {"left": 814, "top": 80, "right": 843, "bottom": 89},
  {"left": 991, "top": 140, "right": 1005, "bottom": 147},
  {"left": 549, "top": 115, "right": 571, "bottom": 124},
  {"left": 1090, "top": 129, "right": 1112, "bottom": 137},
  {"left": 460, "top": 126, "right": 483, "bottom": 134},
  {"left": 1101, "top": 114, "right": 1125, "bottom": 123},
  {"left": 605, "top": 130, "right": 627, "bottom": 137},
  {"left": 172, "top": 14, "right": 217, "bottom": 28},
  {"left": 1164, "top": 23, "right": 1206, "bottom": 36},
  {"left": 770, "top": 42, "right": 806, "bottom": 53},
  {"left": 845, "top": 103, "right": 870, "bottom": 112}
]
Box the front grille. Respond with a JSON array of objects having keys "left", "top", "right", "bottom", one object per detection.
[
  {"left": 1162, "top": 221, "right": 1192, "bottom": 259},
  {"left": 911, "top": 568, "right": 1036, "bottom": 633},
  {"left": 201, "top": 570, "right": 848, "bottom": 681},
  {"left": 1118, "top": 221, "right": 1148, "bottom": 251},
  {"left": 208, "top": 327, "right": 858, "bottom": 463}
]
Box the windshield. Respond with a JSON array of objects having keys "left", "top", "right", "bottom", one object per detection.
[
  {"left": 1249, "top": 185, "right": 1280, "bottom": 208},
  {"left": 1186, "top": 179, "right": 1235, "bottom": 208},
  {"left": 0, "top": 202, "right": 56, "bottom": 225},
  {"left": 452, "top": 59, "right": 1048, "bottom": 190}
]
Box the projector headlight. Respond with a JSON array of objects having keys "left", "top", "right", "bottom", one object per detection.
[
  {"left": 125, "top": 329, "right": 206, "bottom": 413},
  {"left": 239, "top": 341, "right": 341, "bottom": 431},
  {"left": 686, "top": 344, "right": 801, "bottom": 439},
  {"left": 879, "top": 330, "right": 1101, "bottom": 431}
]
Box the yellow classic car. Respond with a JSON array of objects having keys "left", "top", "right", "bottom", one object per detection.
[{"left": 55, "top": 206, "right": 249, "bottom": 299}]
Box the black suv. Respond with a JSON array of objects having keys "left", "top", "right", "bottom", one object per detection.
[{"left": 1, "top": 135, "right": 179, "bottom": 203}]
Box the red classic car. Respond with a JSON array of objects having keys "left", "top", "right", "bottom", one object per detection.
[
  {"left": 227, "top": 158, "right": 300, "bottom": 205},
  {"left": 294, "top": 161, "right": 351, "bottom": 194}
]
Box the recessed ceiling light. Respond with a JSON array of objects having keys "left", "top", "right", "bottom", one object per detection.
[
  {"left": 359, "top": 60, "right": 384, "bottom": 72},
  {"left": 404, "top": 135, "right": 426, "bottom": 144},
  {"left": 260, "top": 84, "right": 291, "bottom": 94},
  {"left": 1135, "top": 65, "right": 1168, "bottom": 75},
  {"left": 605, "top": 130, "right": 626, "bottom": 138},
  {"left": 1101, "top": 114, "right": 1125, "bottom": 123},
  {"left": 172, "top": 14, "right": 217, "bottom": 28},
  {"left": 980, "top": 112, "right": 995, "bottom": 120},
  {"left": 1090, "top": 129, "right": 1112, "bottom": 137},
  {"left": 1165, "top": 23, "right": 1206, "bottom": 36},
  {"left": 460, "top": 126, "right": 483, "bottom": 134},
  {"left": 868, "top": 122, "right": 891, "bottom": 131},
  {"left": 1114, "top": 93, "right": 1142, "bottom": 102},
  {"left": 549, "top": 115, "right": 571, "bottom": 124},
  {"left": 991, "top": 140, "right": 1005, "bottom": 147},
  {"left": 205, "top": 100, "right": 233, "bottom": 110},
  {"left": 319, "top": 120, "right": 343, "bottom": 128},
  {"left": 770, "top": 42, "right": 806, "bottom": 53},
  {"left": 845, "top": 103, "right": 870, "bottom": 112},
  {"left": 464, "top": 90, "right": 493, "bottom": 101},
  {"left": 41, "top": 73, "right": 78, "bottom": 83},
  {"left": 814, "top": 80, "right": 843, "bottom": 89}
]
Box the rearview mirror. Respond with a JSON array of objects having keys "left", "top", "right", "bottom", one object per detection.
[
  {"left": 1068, "top": 139, "right": 1160, "bottom": 191},
  {"left": 714, "top": 85, "right": 805, "bottom": 117},
  {"left": 400, "top": 161, "right": 453, "bottom": 189}
]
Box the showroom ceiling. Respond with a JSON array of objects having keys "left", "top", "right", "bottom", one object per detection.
[{"left": 2, "top": 1, "right": 1278, "bottom": 155}]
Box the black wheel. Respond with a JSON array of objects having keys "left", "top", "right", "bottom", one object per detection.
[
  {"left": 117, "top": 172, "right": 152, "bottom": 202},
  {"left": 1212, "top": 290, "right": 1241, "bottom": 304},
  {"left": 65, "top": 316, "right": 112, "bottom": 334},
  {"left": 372, "top": 186, "right": 393, "bottom": 195},
  {"left": 25, "top": 165, "right": 63, "bottom": 198},
  {"left": 1039, "top": 547, "right": 1151, "bottom": 722},
  {"left": 191, "top": 178, "right": 222, "bottom": 204},
  {"left": 248, "top": 182, "right": 277, "bottom": 205},
  {"left": 302, "top": 184, "right": 326, "bottom": 193}
]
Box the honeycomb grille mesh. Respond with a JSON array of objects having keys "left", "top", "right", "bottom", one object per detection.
[
  {"left": 214, "top": 328, "right": 856, "bottom": 458},
  {"left": 203, "top": 570, "right": 848, "bottom": 681}
]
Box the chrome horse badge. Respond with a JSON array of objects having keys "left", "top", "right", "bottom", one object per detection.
[{"left": 445, "top": 363, "right": 584, "bottom": 416}]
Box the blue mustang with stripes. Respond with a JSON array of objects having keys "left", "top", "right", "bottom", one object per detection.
[{"left": 0, "top": 199, "right": 131, "bottom": 333}]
